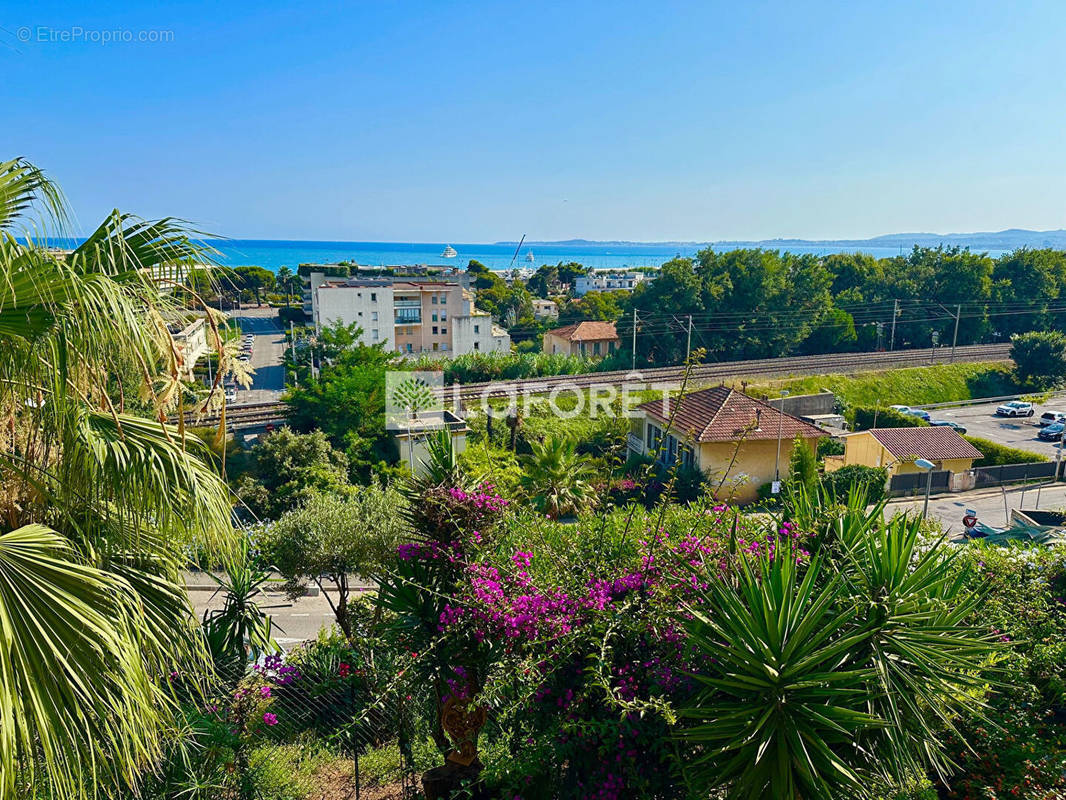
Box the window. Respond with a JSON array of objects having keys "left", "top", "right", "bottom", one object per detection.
[
  {"left": 441, "top": 310, "right": 447, "bottom": 320},
  {"left": 432, "top": 342, "right": 438, "bottom": 351},
  {"left": 646, "top": 423, "right": 662, "bottom": 450},
  {"left": 474, "top": 341, "right": 480, "bottom": 351},
  {"left": 371, "top": 329, "right": 379, "bottom": 340},
  {"left": 371, "top": 311, "right": 378, "bottom": 322},
  {"left": 431, "top": 295, "right": 438, "bottom": 304},
  {"left": 406, "top": 343, "right": 413, "bottom": 353},
  {"left": 432, "top": 326, "right": 438, "bottom": 335},
  {"left": 371, "top": 293, "right": 376, "bottom": 301},
  {"left": 441, "top": 327, "right": 447, "bottom": 335},
  {"left": 594, "top": 341, "right": 601, "bottom": 355},
  {"left": 474, "top": 324, "right": 480, "bottom": 334},
  {"left": 432, "top": 312, "right": 438, "bottom": 322}
]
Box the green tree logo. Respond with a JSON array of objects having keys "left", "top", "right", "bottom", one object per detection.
[{"left": 389, "top": 376, "right": 437, "bottom": 414}]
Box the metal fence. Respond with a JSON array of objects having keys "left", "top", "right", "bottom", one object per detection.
[
  {"left": 974, "top": 461, "right": 1059, "bottom": 487},
  {"left": 149, "top": 651, "right": 420, "bottom": 800},
  {"left": 888, "top": 470, "right": 951, "bottom": 497}
]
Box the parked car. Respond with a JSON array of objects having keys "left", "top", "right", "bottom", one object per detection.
[
  {"left": 1039, "top": 411, "right": 1066, "bottom": 427},
  {"left": 930, "top": 420, "right": 967, "bottom": 434},
  {"left": 996, "top": 401, "right": 1034, "bottom": 417},
  {"left": 224, "top": 386, "right": 238, "bottom": 403},
  {"left": 889, "top": 404, "right": 910, "bottom": 413},
  {"left": 903, "top": 408, "right": 931, "bottom": 422},
  {"left": 1038, "top": 422, "right": 1065, "bottom": 441}
]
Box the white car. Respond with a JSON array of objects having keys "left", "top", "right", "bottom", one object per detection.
[
  {"left": 224, "top": 386, "right": 238, "bottom": 403},
  {"left": 996, "top": 400, "right": 1034, "bottom": 417}
]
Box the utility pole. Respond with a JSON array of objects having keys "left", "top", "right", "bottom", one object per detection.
[
  {"left": 685, "top": 314, "right": 693, "bottom": 363},
  {"left": 631, "top": 308, "right": 637, "bottom": 371},
  {"left": 951, "top": 304, "right": 961, "bottom": 363},
  {"left": 774, "top": 390, "right": 790, "bottom": 487},
  {"left": 889, "top": 298, "right": 899, "bottom": 351}
]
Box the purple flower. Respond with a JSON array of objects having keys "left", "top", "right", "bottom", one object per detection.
[{"left": 262, "top": 712, "right": 278, "bottom": 726}]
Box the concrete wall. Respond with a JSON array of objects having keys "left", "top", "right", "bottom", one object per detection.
[{"left": 766, "top": 392, "right": 836, "bottom": 418}]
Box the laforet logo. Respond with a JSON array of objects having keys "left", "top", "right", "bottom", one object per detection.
[
  {"left": 385, "top": 371, "right": 444, "bottom": 429},
  {"left": 391, "top": 376, "right": 436, "bottom": 412}
]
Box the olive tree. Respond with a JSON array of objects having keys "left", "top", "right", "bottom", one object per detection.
[{"left": 260, "top": 485, "right": 408, "bottom": 638}]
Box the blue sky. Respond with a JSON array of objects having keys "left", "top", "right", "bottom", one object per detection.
[{"left": 2, "top": 0, "right": 1065, "bottom": 242}]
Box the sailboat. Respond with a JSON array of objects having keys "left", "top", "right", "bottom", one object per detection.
[
  {"left": 441, "top": 245, "right": 457, "bottom": 258},
  {"left": 525, "top": 250, "right": 535, "bottom": 263}
]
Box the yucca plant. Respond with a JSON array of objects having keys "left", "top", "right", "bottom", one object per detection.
[
  {"left": 0, "top": 158, "right": 235, "bottom": 798},
  {"left": 679, "top": 496, "right": 999, "bottom": 799}
]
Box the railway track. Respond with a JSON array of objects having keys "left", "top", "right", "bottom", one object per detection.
[
  {"left": 176, "top": 343, "right": 1012, "bottom": 426},
  {"left": 437, "top": 343, "right": 1012, "bottom": 402}
]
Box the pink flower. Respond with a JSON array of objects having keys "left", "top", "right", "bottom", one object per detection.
[
  {"left": 262, "top": 712, "right": 278, "bottom": 726},
  {"left": 259, "top": 685, "right": 271, "bottom": 698}
]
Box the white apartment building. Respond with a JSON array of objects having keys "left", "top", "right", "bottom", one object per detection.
[
  {"left": 311, "top": 278, "right": 510, "bottom": 356},
  {"left": 574, "top": 270, "right": 653, "bottom": 296}
]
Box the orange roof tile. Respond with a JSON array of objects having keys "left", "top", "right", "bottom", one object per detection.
[
  {"left": 865, "top": 427, "right": 983, "bottom": 461},
  {"left": 636, "top": 385, "right": 826, "bottom": 443},
  {"left": 545, "top": 320, "right": 619, "bottom": 342}
]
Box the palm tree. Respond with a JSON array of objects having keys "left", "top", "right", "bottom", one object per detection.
[
  {"left": 0, "top": 158, "right": 234, "bottom": 798},
  {"left": 276, "top": 265, "right": 297, "bottom": 306},
  {"left": 518, "top": 435, "right": 597, "bottom": 517}
]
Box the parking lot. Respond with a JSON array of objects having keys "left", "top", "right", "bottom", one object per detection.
[{"left": 917, "top": 398, "right": 1066, "bottom": 460}]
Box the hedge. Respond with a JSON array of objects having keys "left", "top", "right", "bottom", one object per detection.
[
  {"left": 848, "top": 405, "right": 927, "bottom": 431},
  {"left": 963, "top": 436, "right": 1048, "bottom": 467}
]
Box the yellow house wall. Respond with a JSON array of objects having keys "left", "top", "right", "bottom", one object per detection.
[{"left": 696, "top": 437, "right": 817, "bottom": 504}]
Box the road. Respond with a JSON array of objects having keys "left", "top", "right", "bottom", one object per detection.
[
  {"left": 918, "top": 399, "right": 1066, "bottom": 460},
  {"left": 188, "top": 574, "right": 374, "bottom": 648},
  {"left": 889, "top": 481, "right": 1066, "bottom": 534},
  {"left": 231, "top": 306, "right": 286, "bottom": 404}
]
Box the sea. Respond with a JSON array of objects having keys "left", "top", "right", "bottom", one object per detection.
[
  {"left": 202, "top": 240, "right": 938, "bottom": 273},
  {"left": 40, "top": 237, "right": 1013, "bottom": 273}
]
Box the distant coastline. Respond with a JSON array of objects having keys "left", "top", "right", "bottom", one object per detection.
[{"left": 495, "top": 228, "right": 1066, "bottom": 251}]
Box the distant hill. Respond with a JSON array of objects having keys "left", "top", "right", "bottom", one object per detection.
[{"left": 496, "top": 229, "right": 1066, "bottom": 251}]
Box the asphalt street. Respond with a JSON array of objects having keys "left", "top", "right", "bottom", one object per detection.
[
  {"left": 889, "top": 481, "right": 1066, "bottom": 533},
  {"left": 188, "top": 574, "right": 374, "bottom": 648},
  {"left": 231, "top": 306, "right": 286, "bottom": 404}
]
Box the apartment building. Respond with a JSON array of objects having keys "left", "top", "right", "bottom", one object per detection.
[
  {"left": 312, "top": 278, "right": 510, "bottom": 356},
  {"left": 574, "top": 270, "right": 654, "bottom": 297}
]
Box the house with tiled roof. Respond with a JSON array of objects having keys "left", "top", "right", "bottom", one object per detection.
[
  {"left": 827, "top": 427, "right": 983, "bottom": 480},
  {"left": 542, "top": 321, "right": 620, "bottom": 357},
  {"left": 627, "top": 385, "right": 827, "bottom": 503}
]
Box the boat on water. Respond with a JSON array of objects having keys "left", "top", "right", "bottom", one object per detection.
[
  {"left": 441, "top": 245, "right": 457, "bottom": 258},
  {"left": 525, "top": 250, "right": 535, "bottom": 263}
]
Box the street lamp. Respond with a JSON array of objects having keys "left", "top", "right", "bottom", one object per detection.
[
  {"left": 915, "top": 458, "right": 936, "bottom": 519},
  {"left": 773, "top": 390, "right": 790, "bottom": 492}
]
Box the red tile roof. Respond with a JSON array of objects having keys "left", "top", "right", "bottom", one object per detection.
[
  {"left": 865, "top": 427, "right": 983, "bottom": 461},
  {"left": 636, "top": 385, "right": 826, "bottom": 443},
  {"left": 545, "top": 320, "right": 619, "bottom": 342}
]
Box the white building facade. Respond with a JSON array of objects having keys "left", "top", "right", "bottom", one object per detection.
[{"left": 574, "top": 270, "right": 653, "bottom": 296}]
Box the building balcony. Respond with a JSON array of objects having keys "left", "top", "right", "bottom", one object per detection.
[
  {"left": 627, "top": 432, "right": 645, "bottom": 454},
  {"left": 394, "top": 299, "right": 421, "bottom": 308},
  {"left": 395, "top": 314, "right": 422, "bottom": 325}
]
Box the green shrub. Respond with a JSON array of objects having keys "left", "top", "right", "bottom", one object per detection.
[
  {"left": 848, "top": 405, "right": 927, "bottom": 431},
  {"left": 1011, "top": 330, "right": 1066, "bottom": 389},
  {"left": 817, "top": 437, "right": 845, "bottom": 459},
  {"left": 278, "top": 305, "right": 306, "bottom": 325},
  {"left": 963, "top": 435, "right": 1048, "bottom": 466},
  {"left": 821, "top": 464, "right": 888, "bottom": 503}
]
